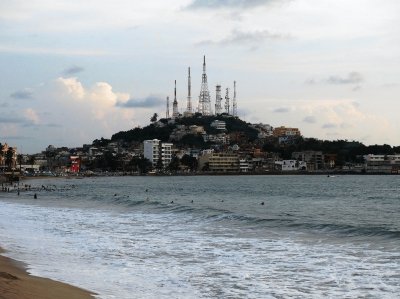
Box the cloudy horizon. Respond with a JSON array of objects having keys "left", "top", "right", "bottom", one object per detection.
[{"left": 1, "top": 0, "right": 400, "bottom": 153}]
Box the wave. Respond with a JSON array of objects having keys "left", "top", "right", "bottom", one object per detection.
[
  {"left": 7, "top": 183, "right": 398, "bottom": 241},
  {"left": 121, "top": 198, "right": 400, "bottom": 240}
]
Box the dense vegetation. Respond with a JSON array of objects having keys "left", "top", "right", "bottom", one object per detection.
[
  {"left": 111, "top": 114, "right": 258, "bottom": 148},
  {"left": 263, "top": 137, "right": 400, "bottom": 165},
  {"left": 104, "top": 114, "right": 400, "bottom": 165}
]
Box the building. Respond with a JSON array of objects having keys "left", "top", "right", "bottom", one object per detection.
[
  {"left": 143, "top": 139, "right": 173, "bottom": 169},
  {"left": 189, "top": 125, "right": 205, "bottom": 134},
  {"left": 239, "top": 159, "right": 252, "bottom": 172},
  {"left": 210, "top": 120, "right": 226, "bottom": 130},
  {"left": 275, "top": 160, "right": 307, "bottom": 171},
  {"left": 252, "top": 123, "right": 273, "bottom": 139},
  {"left": 273, "top": 126, "right": 301, "bottom": 137},
  {"left": 70, "top": 156, "right": 81, "bottom": 173},
  {"left": 199, "top": 153, "right": 239, "bottom": 172},
  {"left": 363, "top": 154, "right": 400, "bottom": 173},
  {"left": 292, "top": 151, "right": 325, "bottom": 171}
]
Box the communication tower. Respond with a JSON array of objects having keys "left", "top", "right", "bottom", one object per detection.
[
  {"left": 232, "top": 81, "right": 237, "bottom": 117},
  {"left": 197, "top": 55, "right": 212, "bottom": 115},
  {"left": 166, "top": 96, "right": 170, "bottom": 119},
  {"left": 224, "top": 88, "right": 230, "bottom": 115},
  {"left": 172, "top": 80, "right": 179, "bottom": 119},
  {"left": 215, "top": 85, "right": 223, "bottom": 115},
  {"left": 186, "top": 67, "right": 192, "bottom": 114}
]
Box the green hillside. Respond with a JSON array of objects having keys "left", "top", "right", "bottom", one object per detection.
[{"left": 110, "top": 114, "right": 258, "bottom": 148}]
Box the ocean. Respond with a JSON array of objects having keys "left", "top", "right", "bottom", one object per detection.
[{"left": 0, "top": 175, "right": 399, "bottom": 298}]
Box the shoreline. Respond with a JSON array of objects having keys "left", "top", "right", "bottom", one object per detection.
[{"left": 0, "top": 246, "right": 95, "bottom": 299}]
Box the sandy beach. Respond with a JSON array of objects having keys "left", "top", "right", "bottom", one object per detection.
[{"left": 0, "top": 247, "right": 95, "bottom": 299}]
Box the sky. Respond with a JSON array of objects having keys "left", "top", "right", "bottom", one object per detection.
[{"left": 1, "top": 0, "right": 400, "bottom": 153}]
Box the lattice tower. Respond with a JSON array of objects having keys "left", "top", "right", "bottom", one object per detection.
[
  {"left": 172, "top": 80, "right": 179, "bottom": 119},
  {"left": 215, "top": 85, "right": 223, "bottom": 115},
  {"left": 224, "top": 88, "right": 230, "bottom": 115},
  {"left": 166, "top": 96, "right": 170, "bottom": 119},
  {"left": 232, "top": 81, "right": 237, "bottom": 117},
  {"left": 197, "top": 55, "right": 212, "bottom": 115},
  {"left": 186, "top": 67, "right": 192, "bottom": 113}
]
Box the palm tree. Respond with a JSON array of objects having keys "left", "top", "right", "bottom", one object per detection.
[
  {"left": 28, "top": 155, "right": 36, "bottom": 173},
  {"left": 5, "top": 147, "right": 15, "bottom": 170}
]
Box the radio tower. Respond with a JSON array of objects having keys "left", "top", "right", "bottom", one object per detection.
[
  {"left": 186, "top": 67, "right": 192, "bottom": 114},
  {"left": 198, "top": 55, "right": 212, "bottom": 115},
  {"left": 166, "top": 96, "right": 170, "bottom": 119},
  {"left": 224, "top": 88, "right": 230, "bottom": 115},
  {"left": 232, "top": 81, "right": 237, "bottom": 117},
  {"left": 215, "top": 85, "right": 222, "bottom": 115},
  {"left": 172, "top": 80, "right": 179, "bottom": 119}
]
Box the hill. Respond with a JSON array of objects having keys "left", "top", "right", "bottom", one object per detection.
[{"left": 110, "top": 114, "right": 258, "bottom": 148}]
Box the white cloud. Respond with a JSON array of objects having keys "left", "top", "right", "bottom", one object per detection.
[
  {"left": 249, "top": 99, "right": 396, "bottom": 145},
  {"left": 53, "top": 77, "right": 132, "bottom": 123},
  {"left": 24, "top": 108, "right": 40, "bottom": 124},
  {"left": 0, "top": 45, "right": 108, "bottom": 56}
]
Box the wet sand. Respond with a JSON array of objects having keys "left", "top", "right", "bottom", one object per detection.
[{"left": 0, "top": 247, "right": 95, "bottom": 299}]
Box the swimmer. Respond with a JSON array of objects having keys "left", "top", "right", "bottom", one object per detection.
[
  {"left": 34, "top": 193, "right": 37, "bottom": 199},
  {"left": 261, "top": 201, "right": 264, "bottom": 205}
]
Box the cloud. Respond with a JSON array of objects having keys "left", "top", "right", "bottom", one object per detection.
[
  {"left": 326, "top": 72, "right": 363, "bottom": 85},
  {"left": 62, "top": 65, "right": 85, "bottom": 75},
  {"left": 54, "top": 77, "right": 131, "bottom": 120},
  {"left": 0, "top": 115, "right": 25, "bottom": 123},
  {"left": 256, "top": 99, "right": 395, "bottom": 145},
  {"left": 0, "top": 135, "right": 33, "bottom": 140},
  {"left": 0, "top": 76, "right": 140, "bottom": 151},
  {"left": 303, "top": 116, "right": 317, "bottom": 123},
  {"left": 304, "top": 79, "right": 316, "bottom": 85},
  {"left": 186, "top": 0, "right": 281, "bottom": 10},
  {"left": 10, "top": 89, "right": 34, "bottom": 100},
  {"left": 116, "top": 96, "right": 164, "bottom": 108},
  {"left": 273, "top": 107, "right": 291, "bottom": 113},
  {"left": 196, "top": 29, "right": 290, "bottom": 47},
  {"left": 322, "top": 123, "right": 337, "bottom": 129},
  {"left": 0, "top": 45, "right": 108, "bottom": 56},
  {"left": 24, "top": 108, "right": 40, "bottom": 125}
]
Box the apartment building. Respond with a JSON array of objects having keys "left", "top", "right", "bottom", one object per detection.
[{"left": 143, "top": 139, "right": 173, "bottom": 168}]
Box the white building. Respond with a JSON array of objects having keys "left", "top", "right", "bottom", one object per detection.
[
  {"left": 363, "top": 154, "right": 400, "bottom": 173},
  {"left": 363, "top": 154, "right": 400, "bottom": 163},
  {"left": 239, "top": 159, "right": 252, "bottom": 172},
  {"left": 275, "top": 160, "right": 307, "bottom": 171},
  {"left": 143, "top": 139, "right": 173, "bottom": 168},
  {"left": 210, "top": 120, "right": 226, "bottom": 130}
]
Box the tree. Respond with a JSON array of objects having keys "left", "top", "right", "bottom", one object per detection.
[
  {"left": 155, "top": 157, "right": 164, "bottom": 172},
  {"left": 129, "top": 156, "right": 152, "bottom": 174},
  {"left": 150, "top": 113, "right": 158, "bottom": 123},
  {"left": 5, "top": 147, "right": 15, "bottom": 170},
  {"left": 17, "top": 154, "right": 23, "bottom": 172},
  {"left": 168, "top": 156, "right": 180, "bottom": 173},
  {"left": 180, "top": 154, "right": 198, "bottom": 171}
]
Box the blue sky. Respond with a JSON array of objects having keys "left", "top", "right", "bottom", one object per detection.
[{"left": 1, "top": 0, "right": 400, "bottom": 153}]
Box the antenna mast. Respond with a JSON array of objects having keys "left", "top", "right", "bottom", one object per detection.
[
  {"left": 186, "top": 67, "right": 192, "bottom": 114},
  {"left": 224, "top": 88, "right": 230, "bottom": 115},
  {"left": 166, "top": 96, "right": 170, "bottom": 118},
  {"left": 198, "top": 55, "right": 212, "bottom": 115},
  {"left": 232, "top": 81, "right": 237, "bottom": 117},
  {"left": 215, "top": 85, "right": 222, "bottom": 115},
  {"left": 172, "top": 80, "right": 179, "bottom": 119}
]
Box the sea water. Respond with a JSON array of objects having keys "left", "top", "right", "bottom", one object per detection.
[{"left": 0, "top": 175, "right": 399, "bottom": 298}]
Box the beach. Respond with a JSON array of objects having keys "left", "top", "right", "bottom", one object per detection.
[{"left": 0, "top": 247, "right": 94, "bottom": 299}]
